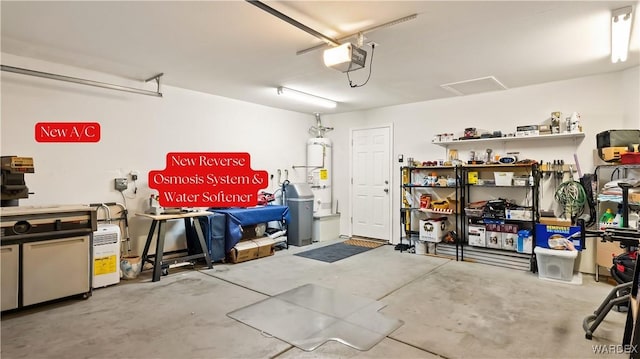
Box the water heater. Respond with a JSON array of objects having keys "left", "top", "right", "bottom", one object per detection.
[{"left": 306, "top": 137, "right": 332, "bottom": 216}]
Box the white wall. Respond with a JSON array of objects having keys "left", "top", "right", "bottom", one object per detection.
[
  {"left": 1, "top": 53, "right": 315, "bottom": 254},
  {"left": 3, "top": 52, "right": 638, "bottom": 249},
  {"left": 622, "top": 66, "right": 640, "bottom": 129},
  {"left": 326, "top": 67, "right": 639, "bottom": 243}
]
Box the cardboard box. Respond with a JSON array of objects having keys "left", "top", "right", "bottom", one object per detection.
[
  {"left": 500, "top": 223, "right": 518, "bottom": 251},
  {"left": 485, "top": 223, "right": 501, "bottom": 249},
  {"left": 468, "top": 225, "right": 486, "bottom": 247},
  {"left": 467, "top": 171, "right": 478, "bottom": 185},
  {"left": 501, "top": 223, "right": 519, "bottom": 234},
  {"left": 486, "top": 232, "right": 501, "bottom": 248},
  {"left": 516, "top": 125, "right": 539, "bottom": 132},
  {"left": 505, "top": 209, "right": 532, "bottom": 221},
  {"left": 516, "top": 125, "right": 540, "bottom": 137},
  {"left": 535, "top": 224, "right": 582, "bottom": 251},
  {"left": 516, "top": 130, "right": 540, "bottom": 137},
  {"left": 419, "top": 218, "right": 448, "bottom": 243},
  {"left": 517, "top": 230, "right": 533, "bottom": 254},
  {"left": 240, "top": 223, "right": 267, "bottom": 241},
  {"left": 227, "top": 237, "right": 275, "bottom": 263},
  {"left": 494, "top": 172, "right": 514, "bottom": 186},
  {"left": 501, "top": 232, "right": 518, "bottom": 251}
]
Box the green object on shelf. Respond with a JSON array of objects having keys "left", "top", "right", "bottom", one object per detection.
[{"left": 599, "top": 208, "right": 615, "bottom": 223}]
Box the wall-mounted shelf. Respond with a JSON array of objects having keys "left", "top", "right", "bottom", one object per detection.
[{"left": 432, "top": 132, "right": 585, "bottom": 147}]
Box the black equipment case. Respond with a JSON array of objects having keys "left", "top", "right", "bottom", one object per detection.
[{"left": 596, "top": 129, "right": 640, "bottom": 149}]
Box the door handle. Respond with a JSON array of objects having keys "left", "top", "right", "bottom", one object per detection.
[{"left": 384, "top": 188, "right": 389, "bottom": 193}]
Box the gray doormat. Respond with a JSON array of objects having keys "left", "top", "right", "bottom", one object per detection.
[
  {"left": 294, "top": 242, "right": 375, "bottom": 263},
  {"left": 227, "top": 284, "right": 404, "bottom": 351}
]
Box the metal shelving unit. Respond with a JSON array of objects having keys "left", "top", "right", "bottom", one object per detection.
[
  {"left": 400, "top": 165, "right": 464, "bottom": 260},
  {"left": 592, "top": 164, "right": 640, "bottom": 281},
  {"left": 460, "top": 164, "right": 540, "bottom": 270},
  {"left": 594, "top": 164, "right": 640, "bottom": 229}
]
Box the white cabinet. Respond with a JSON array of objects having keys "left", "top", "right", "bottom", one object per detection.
[{"left": 1, "top": 245, "right": 19, "bottom": 311}]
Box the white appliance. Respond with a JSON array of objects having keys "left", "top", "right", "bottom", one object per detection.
[{"left": 92, "top": 224, "right": 121, "bottom": 288}]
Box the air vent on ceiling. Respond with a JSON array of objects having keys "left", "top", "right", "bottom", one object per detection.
[{"left": 440, "top": 76, "right": 507, "bottom": 96}]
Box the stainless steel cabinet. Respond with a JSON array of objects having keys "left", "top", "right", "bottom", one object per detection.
[
  {"left": 22, "top": 235, "right": 91, "bottom": 306},
  {"left": 1, "top": 205, "right": 96, "bottom": 310}
]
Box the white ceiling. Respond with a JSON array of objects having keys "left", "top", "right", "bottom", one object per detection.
[{"left": 2, "top": 1, "right": 639, "bottom": 115}]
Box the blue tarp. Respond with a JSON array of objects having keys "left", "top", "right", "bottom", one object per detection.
[
  {"left": 210, "top": 205, "right": 290, "bottom": 253},
  {"left": 194, "top": 212, "right": 226, "bottom": 262}
]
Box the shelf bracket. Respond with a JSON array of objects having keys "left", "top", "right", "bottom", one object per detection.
[{"left": 144, "top": 73, "right": 164, "bottom": 94}]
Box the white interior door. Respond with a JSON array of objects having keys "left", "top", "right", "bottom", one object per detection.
[{"left": 351, "top": 126, "right": 391, "bottom": 240}]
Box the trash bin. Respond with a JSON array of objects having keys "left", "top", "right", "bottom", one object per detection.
[{"left": 285, "top": 183, "right": 314, "bottom": 246}]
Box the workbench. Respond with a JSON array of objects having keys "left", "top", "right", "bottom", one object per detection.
[{"left": 137, "top": 211, "right": 213, "bottom": 282}]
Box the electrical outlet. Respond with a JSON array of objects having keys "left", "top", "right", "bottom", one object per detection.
[{"left": 114, "top": 178, "right": 128, "bottom": 191}]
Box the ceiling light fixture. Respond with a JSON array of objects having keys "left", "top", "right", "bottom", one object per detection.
[
  {"left": 611, "top": 6, "right": 634, "bottom": 63},
  {"left": 276, "top": 86, "right": 337, "bottom": 109}
]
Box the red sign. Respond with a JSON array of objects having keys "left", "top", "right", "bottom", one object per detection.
[
  {"left": 35, "top": 122, "right": 101, "bottom": 143},
  {"left": 148, "top": 152, "right": 268, "bottom": 207}
]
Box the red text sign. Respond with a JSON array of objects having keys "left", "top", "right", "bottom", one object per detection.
[
  {"left": 35, "top": 122, "right": 101, "bottom": 142},
  {"left": 148, "top": 152, "right": 268, "bottom": 207}
]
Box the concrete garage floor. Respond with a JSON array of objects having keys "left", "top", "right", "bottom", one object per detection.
[{"left": 1, "top": 239, "right": 629, "bottom": 359}]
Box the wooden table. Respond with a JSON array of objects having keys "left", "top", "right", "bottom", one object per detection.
[{"left": 137, "top": 211, "right": 213, "bottom": 282}]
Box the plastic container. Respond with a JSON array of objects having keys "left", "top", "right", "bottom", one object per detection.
[
  {"left": 513, "top": 177, "right": 528, "bottom": 186},
  {"left": 621, "top": 152, "right": 640, "bottom": 164},
  {"left": 534, "top": 247, "right": 577, "bottom": 282},
  {"left": 414, "top": 240, "right": 426, "bottom": 255},
  {"left": 517, "top": 229, "right": 533, "bottom": 254},
  {"left": 494, "top": 172, "right": 514, "bottom": 186},
  {"left": 468, "top": 225, "right": 486, "bottom": 247}
]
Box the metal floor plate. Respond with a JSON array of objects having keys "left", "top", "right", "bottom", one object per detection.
[{"left": 227, "top": 284, "right": 404, "bottom": 351}]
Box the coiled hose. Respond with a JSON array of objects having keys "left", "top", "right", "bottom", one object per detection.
[{"left": 554, "top": 179, "right": 587, "bottom": 221}]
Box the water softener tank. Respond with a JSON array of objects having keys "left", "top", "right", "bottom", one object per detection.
[
  {"left": 285, "top": 183, "right": 314, "bottom": 246},
  {"left": 306, "top": 137, "right": 332, "bottom": 216}
]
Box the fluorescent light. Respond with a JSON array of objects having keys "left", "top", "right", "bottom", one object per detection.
[
  {"left": 612, "top": 6, "right": 633, "bottom": 63},
  {"left": 276, "top": 86, "right": 337, "bottom": 109},
  {"left": 323, "top": 43, "right": 367, "bottom": 72}
]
